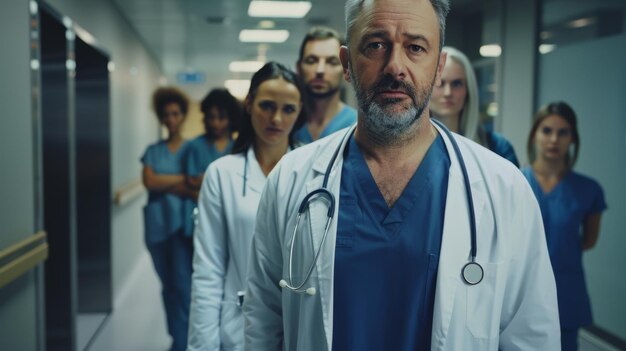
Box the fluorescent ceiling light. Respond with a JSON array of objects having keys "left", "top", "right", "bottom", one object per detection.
[
  {"left": 239, "top": 29, "right": 289, "bottom": 43},
  {"left": 229, "top": 61, "right": 266, "bottom": 73},
  {"left": 225, "top": 80, "right": 251, "bottom": 99},
  {"left": 248, "top": 1, "right": 311, "bottom": 18},
  {"left": 568, "top": 17, "right": 594, "bottom": 28},
  {"left": 479, "top": 44, "right": 501, "bottom": 58}
]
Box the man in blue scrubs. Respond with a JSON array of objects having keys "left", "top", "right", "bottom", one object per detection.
[
  {"left": 294, "top": 27, "right": 357, "bottom": 144},
  {"left": 244, "top": 0, "right": 560, "bottom": 349}
]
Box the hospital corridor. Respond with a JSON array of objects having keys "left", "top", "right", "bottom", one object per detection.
[{"left": 1, "top": 0, "right": 625, "bottom": 350}]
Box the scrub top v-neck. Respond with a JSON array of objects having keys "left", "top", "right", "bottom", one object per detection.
[{"left": 332, "top": 133, "right": 450, "bottom": 350}]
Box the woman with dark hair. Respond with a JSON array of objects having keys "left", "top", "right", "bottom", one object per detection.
[
  {"left": 182, "top": 88, "right": 242, "bottom": 237},
  {"left": 141, "top": 86, "right": 195, "bottom": 351},
  {"left": 522, "top": 101, "right": 607, "bottom": 351},
  {"left": 187, "top": 62, "right": 306, "bottom": 350}
]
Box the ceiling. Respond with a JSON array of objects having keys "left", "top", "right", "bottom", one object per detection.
[{"left": 112, "top": 0, "right": 478, "bottom": 99}]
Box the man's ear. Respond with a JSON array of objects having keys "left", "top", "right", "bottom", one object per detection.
[
  {"left": 340, "top": 45, "right": 352, "bottom": 83},
  {"left": 435, "top": 51, "right": 447, "bottom": 87}
]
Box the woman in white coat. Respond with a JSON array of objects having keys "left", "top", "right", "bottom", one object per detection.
[{"left": 187, "top": 62, "right": 306, "bottom": 350}]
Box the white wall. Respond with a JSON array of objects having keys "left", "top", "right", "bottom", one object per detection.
[
  {"left": 538, "top": 32, "right": 626, "bottom": 340},
  {"left": 499, "top": 0, "right": 538, "bottom": 165},
  {"left": 0, "top": 0, "right": 39, "bottom": 349},
  {"left": 44, "top": 0, "right": 163, "bottom": 305}
]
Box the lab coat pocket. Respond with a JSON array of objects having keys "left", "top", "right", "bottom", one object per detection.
[{"left": 465, "top": 262, "right": 503, "bottom": 339}]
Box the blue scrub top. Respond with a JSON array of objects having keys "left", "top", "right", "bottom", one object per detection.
[
  {"left": 522, "top": 168, "right": 607, "bottom": 328},
  {"left": 182, "top": 134, "right": 233, "bottom": 237},
  {"left": 185, "top": 134, "right": 234, "bottom": 177},
  {"left": 332, "top": 134, "right": 450, "bottom": 350},
  {"left": 486, "top": 130, "right": 519, "bottom": 167},
  {"left": 141, "top": 140, "right": 190, "bottom": 244},
  {"left": 293, "top": 105, "right": 357, "bottom": 144}
]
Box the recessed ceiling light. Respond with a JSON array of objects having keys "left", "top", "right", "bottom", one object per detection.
[
  {"left": 259, "top": 20, "right": 275, "bottom": 29},
  {"left": 539, "top": 44, "right": 556, "bottom": 55},
  {"left": 239, "top": 29, "right": 289, "bottom": 43},
  {"left": 229, "top": 61, "right": 266, "bottom": 73},
  {"left": 479, "top": 44, "right": 501, "bottom": 58},
  {"left": 248, "top": 1, "right": 312, "bottom": 18}
]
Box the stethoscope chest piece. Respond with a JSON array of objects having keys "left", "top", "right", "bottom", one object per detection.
[{"left": 462, "top": 261, "right": 484, "bottom": 285}]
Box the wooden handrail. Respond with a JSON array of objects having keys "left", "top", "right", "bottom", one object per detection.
[
  {"left": 114, "top": 178, "right": 145, "bottom": 206},
  {"left": 0, "top": 231, "right": 48, "bottom": 289}
]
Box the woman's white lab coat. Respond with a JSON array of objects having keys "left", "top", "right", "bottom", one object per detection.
[
  {"left": 244, "top": 122, "right": 561, "bottom": 350},
  {"left": 188, "top": 147, "right": 267, "bottom": 351}
]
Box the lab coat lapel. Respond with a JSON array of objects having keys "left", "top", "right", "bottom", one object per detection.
[
  {"left": 431, "top": 122, "right": 486, "bottom": 349},
  {"left": 236, "top": 147, "right": 265, "bottom": 194},
  {"left": 304, "top": 129, "right": 351, "bottom": 351}
]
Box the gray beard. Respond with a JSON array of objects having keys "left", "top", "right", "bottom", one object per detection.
[{"left": 349, "top": 66, "right": 434, "bottom": 146}]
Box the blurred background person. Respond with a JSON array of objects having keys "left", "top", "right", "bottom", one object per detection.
[
  {"left": 522, "top": 101, "right": 607, "bottom": 351},
  {"left": 141, "top": 86, "right": 196, "bottom": 351},
  {"left": 183, "top": 88, "right": 242, "bottom": 237},
  {"left": 430, "top": 46, "right": 519, "bottom": 166},
  {"left": 187, "top": 62, "right": 306, "bottom": 350},
  {"left": 293, "top": 26, "right": 356, "bottom": 144}
]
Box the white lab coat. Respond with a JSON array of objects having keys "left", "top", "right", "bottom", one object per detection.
[
  {"left": 188, "top": 147, "right": 267, "bottom": 351},
  {"left": 244, "top": 121, "right": 560, "bottom": 350}
]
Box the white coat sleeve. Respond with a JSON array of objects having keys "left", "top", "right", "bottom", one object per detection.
[
  {"left": 243, "top": 172, "right": 284, "bottom": 350},
  {"left": 187, "top": 164, "right": 228, "bottom": 351},
  {"left": 499, "top": 176, "right": 561, "bottom": 350}
]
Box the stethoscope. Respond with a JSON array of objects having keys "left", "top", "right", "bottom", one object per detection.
[{"left": 278, "top": 120, "right": 484, "bottom": 296}]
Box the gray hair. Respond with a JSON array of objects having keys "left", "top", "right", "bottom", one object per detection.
[
  {"left": 441, "top": 46, "right": 482, "bottom": 145},
  {"left": 345, "top": 0, "right": 450, "bottom": 49}
]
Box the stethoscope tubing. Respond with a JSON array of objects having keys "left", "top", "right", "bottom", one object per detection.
[
  {"left": 431, "top": 119, "right": 478, "bottom": 262},
  {"left": 281, "top": 121, "right": 482, "bottom": 293}
]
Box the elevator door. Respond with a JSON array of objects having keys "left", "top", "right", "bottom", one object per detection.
[{"left": 40, "top": 6, "right": 76, "bottom": 351}]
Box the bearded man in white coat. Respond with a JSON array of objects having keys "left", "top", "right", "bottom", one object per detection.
[{"left": 243, "top": 0, "right": 561, "bottom": 349}]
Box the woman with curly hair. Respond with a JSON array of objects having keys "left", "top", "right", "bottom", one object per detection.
[{"left": 141, "top": 86, "right": 195, "bottom": 351}]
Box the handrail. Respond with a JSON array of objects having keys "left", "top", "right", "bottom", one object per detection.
[
  {"left": 114, "top": 178, "right": 145, "bottom": 206},
  {"left": 0, "top": 231, "right": 48, "bottom": 289}
]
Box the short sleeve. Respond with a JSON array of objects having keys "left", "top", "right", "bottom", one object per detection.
[
  {"left": 588, "top": 180, "right": 607, "bottom": 214},
  {"left": 141, "top": 144, "right": 156, "bottom": 167}
]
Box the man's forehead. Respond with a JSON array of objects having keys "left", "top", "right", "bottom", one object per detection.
[
  {"left": 352, "top": 0, "right": 439, "bottom": 42},
  {"left": 303, "top": 38, "right": 341, "bottom": 56}
]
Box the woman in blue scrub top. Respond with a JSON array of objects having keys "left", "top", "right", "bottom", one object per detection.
[
  {"left": 182, "top": 88, "right": 242, "bottom": 237},
  {"left": 430, "top": 46, "right": 519, "bottom": 166},
  {"left": 522, "top": 101, "right": 606, "bottom": 351},
  {"left": 141, "top": 86, "right": 196, "bottom": 351},
  {"left": 187, "top": 62, "right": 306, "bottom": 350}
]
